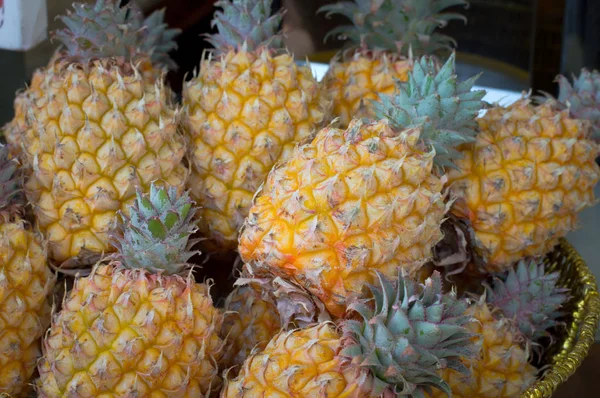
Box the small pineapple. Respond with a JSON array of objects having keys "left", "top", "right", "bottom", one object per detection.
[
  {"left": 37, "top": 185, "right": 224, "bottom": 397},
  {"left": 25, "top": 0, "right": 187, "bottom": 267},
  {"left": 431, "top": 259, "right": 569, "bottom": 397},
  {"left": 3, "top": 0, "right": 180, "bottom": 166},
  {"left": 220, "top": 271, "right": 329, "bottom": 374},
  {"left": 0, "top": 145, "right": 54, "bottom": 396},
  {"left": 239, "top": 54, "right": 485, "bottom": 316},
  {"left": 541, "top": 68, "right": 600, "bottom": 142},
  {"left": 448, "top": 99, "right": 600, "bottom": 271},
  {"left": 223, "top": 272, "right": 476, "bottom": 397},
  {"left": 319, "top": 0, "right": 468, "bottom": 126},
  {"left": 182, "top": 0, "right": 331, "bottom": 251}
]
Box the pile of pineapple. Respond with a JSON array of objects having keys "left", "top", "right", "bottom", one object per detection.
[{"left": 0, "top": 0, "right": 599, "bottom": 397}]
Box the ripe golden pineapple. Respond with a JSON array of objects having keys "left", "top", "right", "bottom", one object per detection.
[
  {"left": 220, "top": 272, "right": 329, "bottom": 374},
  {"left": 25, "top": 1, "right": 187, "bottom": 267},
  {"left": 3, "top": 0, "right": 180, "bottom": 166},
  {"left": 224, "top": 272, "right": 476, "bottom": 397},
  {"left": 431, "top": 299, "right": 537, "bottom": 398},
  {"left": 37, "top": 185, "right": 224, "bottom": 397},
  {"left": 182, "top": 0, "right": 331, "bottom": 251},
  {"left": 448, "top": 99, "right": 600, "bottom": 271},
  {"left": 319, "top": 0, "right": 468, "bottom": 126},
  {"left": 431, "top": 260, "right": 568, "bottom": 397},
  {"left": 239, "top": 54, "right": 485, "bottom": 316},
  {"left": 0, "top": 145, "right": 54, "bottom": 396}
]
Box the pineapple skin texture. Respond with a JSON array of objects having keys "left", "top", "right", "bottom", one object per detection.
[
  {"left": 220, "top": 285, "right": 282, "bottom": 374},
  {"left": 430, "top": 301, "right": 537, "bottom": 398},
  {"left": 37, "top": 264, "right": 224, "bottom": 397},
  {"left": 183, "top": 48, "right": 330, "bottom": 251},
  {"left": 223, "top": 323, "right": 372, "bottom": 397},
  {"left": 323, "top": 53, "right": 412, "bottom": 126},
  {"left": 0, "top": 220, "right": 54, "bottom": 396},
  {"left": 25, "top": 60, "right": 187, "bottom": 265},
  {"left": 449, "top": 101, "right": 600, "bottom": 270},
  {"left": 239, "top": 120, "right": 447, "bottom": 317}
]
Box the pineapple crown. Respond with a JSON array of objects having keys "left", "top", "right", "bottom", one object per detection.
[
  {"left": 54, "top": 0, "right": 180, "bottom": 68},
  {"left": 341, "top": 272, "right": 475, "bottom": 397},
  {"left": 205, "top": 0, "right": 283, "bottom": 54},
  {"left": 486, "top": 259, "right": 570, "bottom": 342},
  {"left": 319, "top": 0, "right": 468, "bottom": 57},
  {"left": 113, "top": 184, "right": 199, "bottom": 274},
  {"left": 556, "top": 68, "right": 600, "bottom": 139},
  {"left": 0, "top": 145, "right": 22, "bottom": 213},
  {"left": 373, "top": 53, "right": 485, "bottom": 169}
]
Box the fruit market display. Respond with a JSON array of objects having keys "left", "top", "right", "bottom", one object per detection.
[{"left": 0, "top": 0, "right": 598, "bottom": 397}]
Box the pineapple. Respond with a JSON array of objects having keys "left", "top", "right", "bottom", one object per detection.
[
  {"left": 319, "top": 0, "right": 468, "bottom": 126},
  {"left": 238, "top": 54, "right": 485, "bottom": 316},
  {"left": 223, "top": 272, "right": 476, "bottom": 398},
  {"left": 220, "top": 272, "right": 329, "bottom": 374},
  {"left": 0, "top": 145, "right": 54, "bottom": 396},
  {"left": 431, "top": 259, "right": 569, "bottom": 397},
  {"left": 25, "top": 1, "right": 187, "bottom": 267},
  {"left": 3, "top": 0, "right": 180, "bottom": 166},
  {"left": 448, "top": 99, "right": 600, "bottom": 271},
  {"left": 543, "top": 68, "right": 600, "bottom": 142},
  {"left": 182, "top": 0, "right": 331, "bottom": 251},
  {"left": 37, "top": 185, "right": 224, "bottom": 397}
]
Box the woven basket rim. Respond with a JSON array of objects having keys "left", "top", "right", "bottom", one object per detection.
[{"left": 520, "top": 238, "right": 600, "bottom": 397}]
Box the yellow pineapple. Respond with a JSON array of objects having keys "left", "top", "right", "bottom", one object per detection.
[
  {"left": 0, "top": 145, "right": 54, "bottom": 396},
  {"left": 182, "top": 0, "right": 331, "bottom": 251},
  {"left": 25, "top": 1, "right": 187, "bottom": 267},
  {"left": 3, "top": 1, "right": 180, "bottom": 166},
  {"left": 431, "top": 260, "right": 568, "bottom": 397},
  {"left": 223, "top": 272, "right": 477, "bottom": 397},
  {"left": 319, "top": 0, "right": 468, "bottom": 126},
  {"left": 37, "top": 185, "right": 224, "bottom": 397},
  {"left": 448, "top": 99, "right": 600, "bottom": 271},
  {"left": 238, "top": 54, "right": 485, "bottom": 316},
  {"left": 220, "top": 271, "right": 330, "bottom": 374},
  {"left": 431, "top": 299, "right": 537, "bottom": 398}
]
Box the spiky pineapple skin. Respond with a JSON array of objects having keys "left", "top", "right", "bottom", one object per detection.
[
  {"left": 324, "top": 53, "right": 412, "bottom": 126},
  {"left": 25, "top": 59, "right": 187, "bottom": 266},
  {"left": 239, "top": 120, "right": 448, "bottom": 317},
  {"left": 220, "top": 284, "right": 282, "bottom": 372},
  {"left": 37, "top": 264, "right": 224, "bottom": 397},
  {"left": 222, "top": 323, "right": 369, "bottom": 397},
  {"left": 183, "top": 48, "right": 330, "bottom": 251},
  {"left": 431, "top": 301, "right": 537, "bottom": 398},
  {"left": 448, "top": 100, "right": 600, "bottom": 270},
  {"left": 0, "top": 219, "right": 54, "bottom": 396}
]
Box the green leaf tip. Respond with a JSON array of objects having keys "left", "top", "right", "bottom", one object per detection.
[
  {"left": 373, "top": 52, "right": 486, "bottom": 169},
  {"left": 114, "top": 183, "right": 200, "bottom": 274},
  {"left": 319, "top": 0, "right": 469, "bottom": 57},
  {"left": 206, "top": 0, "right": 284, "bottom": 53},
  {"left": 341, "top": 270, "right": 476, "bottom": 397}
]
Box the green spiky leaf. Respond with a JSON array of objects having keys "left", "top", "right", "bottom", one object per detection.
[
  {"left": 206, "top": 0, "right": 283, "bottom": 53},
  {"left": 556, "top": 68, "right": 600, "bottom": 139},
  {"left": 486, "top": 259, "right": 570, "bottom": 342},
  {"left": 373, "top": 53, "right": 485, "bottom": 169},
  {"left": 114, "top": 184, "right": 199, "bottom": 274},
  {"left": 341, "top": 272, "right": 476, "bottom": 397},
  {"left": 319, "top": 0, "right": 469, "bottom": 57},
  {"left": 54, "top": 0, "right": 179, "bottom": 67}
]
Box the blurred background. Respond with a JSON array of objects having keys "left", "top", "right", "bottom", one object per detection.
[{"left": 0, "top": 1, "right": 599, "bottom": 385}]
